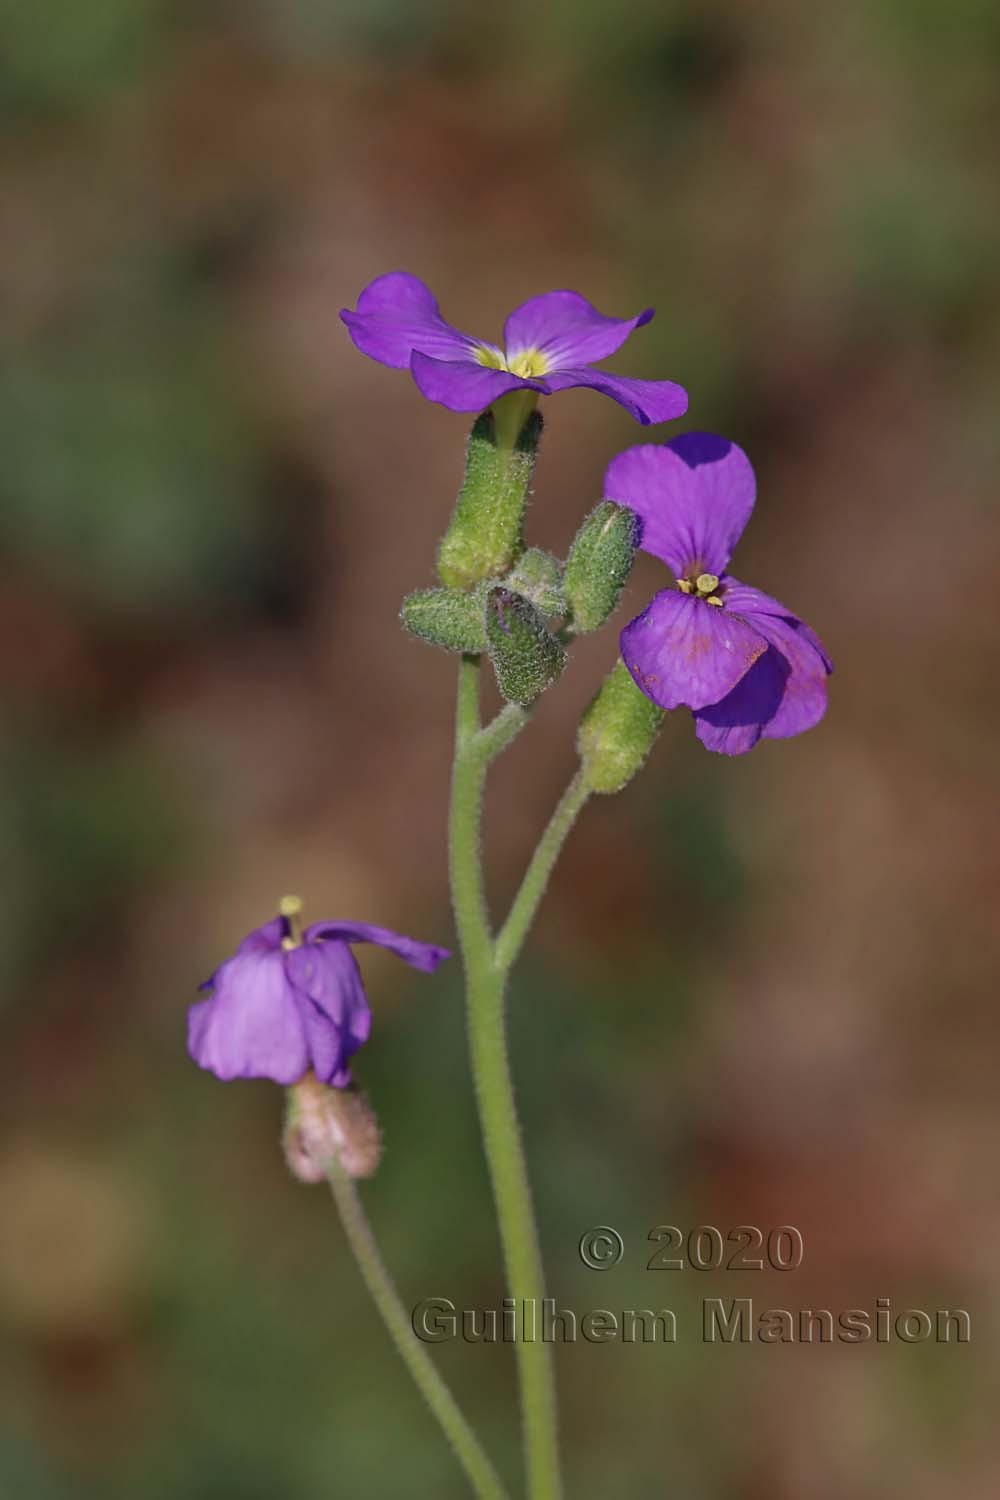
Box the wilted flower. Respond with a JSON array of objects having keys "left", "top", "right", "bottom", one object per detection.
[
  {"left": 340, "top": 272, "right": 688, "bottom": 425},
  {"left": 187, "top": 899, "right": 449, "bottom": 1087},
  {"left": 613, "top": 434, "right": 832, "bottom": 754}
]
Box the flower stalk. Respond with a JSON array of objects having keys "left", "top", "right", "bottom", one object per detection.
[
  {"left": 449, "top": 653, "right": 589, "bottom": 1500},
  {"left": 493, "top": 769, "right": 590, "bottom": 975},
  {"left": 326, "top": 1157, "right": 511, "bottom": 1500}
]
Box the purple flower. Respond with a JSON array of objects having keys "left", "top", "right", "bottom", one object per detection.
[
  {"left": 340, "top": 272, "right": 688, "bottom": 425},
  {"left": 613, "top": 434, "right": 832, "bottom": 755},
  {"left": 187, "top": 901, "right": 450, "bottom": 1087}
]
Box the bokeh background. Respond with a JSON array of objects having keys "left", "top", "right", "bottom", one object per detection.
[{"left": 2, "top": 1, "right": 999, "bottom": 1495}]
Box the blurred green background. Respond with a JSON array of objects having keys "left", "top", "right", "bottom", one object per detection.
[{"left": 1, "top": 0, "right": 998, "bottom": 1495}]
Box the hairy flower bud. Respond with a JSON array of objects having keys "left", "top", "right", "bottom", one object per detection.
[
  {"left": 283, "top": 1074, "right": 382, "bottom": 1183},
  {"left": 563, "top": 502, "right": 638, "bottom": 634},
  {"left": 437, "top": 409, "right": 542, "bottom": 589},
  {"left": 506, "top": 547, "right": 566, "bottom": 617},
  {"left": 485, "top": 587, "right": 566, "bottom": 706},
  {"left": 577, "top": 659, "right": 664, "bottom": 794},
  {"left": 400, "top": 586, "right": 487, "bottom": 653}
]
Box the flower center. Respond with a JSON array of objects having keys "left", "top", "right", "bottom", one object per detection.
[
  {"left": 279, "top": 893, "right": 304, "bottom": 949},
  {"left": 677, "top": 571, "right": 723, "bottom": 607},
  {"left": 506, "top": 348, "right": 549, "bottom": 378},
  {"left": 474, "top": 343, "right": 550, "bottom": 379}
]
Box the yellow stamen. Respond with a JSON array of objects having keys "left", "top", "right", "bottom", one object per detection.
[
  {"left": 506, "top": 348, "right": 549, "bottom": 378},
  {"left": 279, "top": 894, "right": 304, "bottom": 949},
  {"left": 472, "top": 344, "right": 550, "bottom": 379},
  {"left": 695, "top": 572, "right": 719, "bottom": 596}
]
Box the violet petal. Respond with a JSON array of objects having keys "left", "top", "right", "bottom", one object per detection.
[
  {"left": 234, "top": 917, "right": 284, "bottom": 955},
  {"left": 503, "top": 290, "right": 654, "bottom": 367},
  {"left": 722, "top": 579, "right": 834, "bottom": 674},
  {"left": 284, "top": 941, "right": 371, "bottom": 1085},
  {"left": 620, "top": 588, "right": 768, "bottom": 711},
  {"left": 604, "top": 435, "right": 755, "bottom": 573},
  {"left": 340, "top": 272, "right": 478, "bottom": 369},
  {"left": 693, "top": 578, "right": 832, "bottom": 749},
  {"left": 542, "top": 368, "right": 688, "bottom": 425},
  {"left": 187, "top": 950, "right": 308, "bottom": 1084},
  {"left": 409, "top": 351, "right": 546, "bottom": 412},
  {"left": 304, "top": 921, "right": 451, "bottom": 973},
  {"left": 693, "top": 650, "right": 789, "bottom": 754}
]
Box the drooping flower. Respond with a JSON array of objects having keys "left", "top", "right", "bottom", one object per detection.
[
  {"left": 187, "top": 898, "right": 450, "bottom": 1087},
  {"left": 340, "top": 272, "right": 688, "bottom": 425},
  {"left": 612, "top": 434, "right": 832, "bottom": 754}
]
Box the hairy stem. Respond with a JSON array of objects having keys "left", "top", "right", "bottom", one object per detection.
[
  {"left": 326, "top": 1159, "right": 510, "bottom": 1500},
  {"left": 449, "top": 654, "right": 563, "bottom": 1500},
  {"left": 494, "top": 770, "right": 590, "bottom": 975}
]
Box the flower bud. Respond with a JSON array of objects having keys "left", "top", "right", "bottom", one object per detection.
[
  {"left": 485, "top": 587, "right": 566, "bottom": 706},
  {"left": 283, "top": 1073, "right": 382, "bottom": 1183},
  {"left": 506, "top": 547, "right": 566, "bottom": 617},
  {"left": 577, "top": 659, "right": 664, "bottom": 794},
  {"left": 563, "top": 502, "right": 638, "bottom": 634},
  {"left": 437, "top": 409, "right": 542, "bottom": 589},
  {"left": 400, "top": 586, "right": 486, "bottom": 653}
]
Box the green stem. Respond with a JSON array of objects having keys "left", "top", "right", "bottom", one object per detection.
[
  {"left": 494, "top": 770, "right": 590, "bottom": 975},
  {"left": 326, "top": 1159, "right": 510, "bottom": 1500},
  {"left": 449, "top": 655, "right": 563, "bottom": 1500},
  {"left": 476, "top": 701, "right": 531, "bottom": 765}
]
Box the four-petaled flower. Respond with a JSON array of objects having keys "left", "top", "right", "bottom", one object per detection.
[
  {"left": 613, "top": 433, "right": 832, "bottom": 754},
  {"left": 340, "top": 272, "right": 688, "bottom": 426},
  {"left": 187, "top": 901, "right": 450, "bottom": 1087}
]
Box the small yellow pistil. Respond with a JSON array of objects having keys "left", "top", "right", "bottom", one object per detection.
[
  {"left": 279, "top": 893, "right": 304, "bottom": 949},
  {"left": 473, "top": 343, "right": 550, "bottom": 379},
  {"left": 506, "top": 349, "right": 549, "bottom": 378},
  {"left": 677, "top": 572, "right": 724, "bottom": 607}
]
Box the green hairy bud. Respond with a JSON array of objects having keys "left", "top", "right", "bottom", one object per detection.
[
  {"left": 577, "top": 659, "right": 664, "bottom": 794},
  {"left": 506, "top": 547, "right": 565, "bottom": 617},
  {"left": 401, "top": 586, "right": 486, "bottom": 653},
  {"left": 563, "top": 501, "right": 638, "bottom": 634},
  {"left": 437, "top": 409, "right": 542, "bottom": 589},
  {"left": 485, "top": 587, "right": 566, "bottom": 706}
]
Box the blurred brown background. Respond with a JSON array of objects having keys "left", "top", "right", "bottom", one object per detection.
[{"left": 1, "top": 1, "right": 998, "bottom": 1496}]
